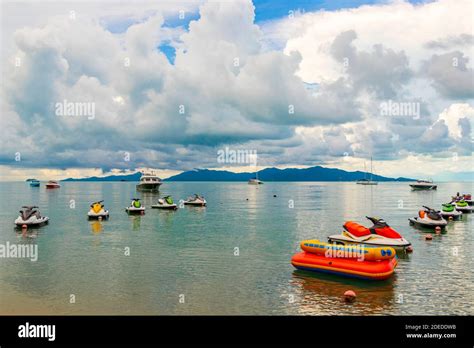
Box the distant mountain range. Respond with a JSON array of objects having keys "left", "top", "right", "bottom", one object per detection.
[
  {"left": 62, "top": 166, "right": 414, "bottom": 182},
  {"left": 63, "top": 172, "right": 142, "bottom": 182}
]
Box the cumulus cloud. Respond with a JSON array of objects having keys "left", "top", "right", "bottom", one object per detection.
[
  {"left": 422, "top": 51, "right": 474, "bottom": 99},
  {"left": 0, "top": 0, "right": 472, "bottom": 179}
]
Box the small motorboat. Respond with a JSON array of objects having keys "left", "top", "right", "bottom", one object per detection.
[
  {"left": 409, "top": 179, "right": 437, "bottom": 190},
  {"left": 87, "top": 200, "right": 109, "bottom": 219},
  {"left": 29, "top": 179, "right": 40, "bottom": 187},
  {"left": 45, "top": 180, "right": 60, "bottom": 189},
  {"left": 248, "top": 178, "right": 264, "bottom": 185},
  {"left": 291, "top": 240, "right": 397, "bottom": 280},
  {"left": 328, "top": 217, "right": 411, "bottom": 252},
  {"left": 409, "top": 206, "right": 447, "bottom": 229},
  {"left": 440, "top": 203, "right": 462, "bottom": 220},
  {"left": 152, "top": 195, "right": 178, "bottom": 210},
  {"left": 184, "top": 194, "right": 207, "bottom": 206},
  {"left": 454, "top": 200, "right": 473, "bottom": 213},
  {"left": 125, "top": 198, "right": 145, "bottom": 214},
  {"left": 14, "top": 206, "right": 49, "bottom": 226}
]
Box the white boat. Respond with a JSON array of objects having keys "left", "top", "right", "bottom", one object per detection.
[
  {"left": 152, "top": 196, "right": 178, "bottom": 210},
  {"left": 409, "top": 179, "right": 437, "bottom": 190},
  {"left": 327, "top": 217, "right": 411, "bottom": 252},
  {"left": 136, "top": 171, "right": 162, "bottom": 192},
  {"left": 440, "top": 203, "right": 463, "bottom": 220},
  {"left": 454, "top": 200, "right": 473, "bottom": 213},
  {"left": 125, "top": 198, "right": 146, "bottom": 214},
  {"left": 248, "top": 178, "right": 263, "bottom": 185},
  {"left": 87, "top": 200, "right": 109, "bottom": 219},
  {"left": 184, "top": 194, "right": 207, "bottom": 206},
  {"left": 15, "top": 206, "right": 49, "bottom": 226},
  {"left": 409, "top": 206, "right": 447, "bottom": 229},
  {"left": 356, "top": 157, "right": 378, "bottom": 185}
]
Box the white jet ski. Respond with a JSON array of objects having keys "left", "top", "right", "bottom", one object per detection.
[
  {"left": 87, "top": 200, "right": 109, "bottom": 219},
  {"left": 440, "top": 203, "right": 462, "bottom": 220},
  {"left": 152, "top": 196, "right": 178, "bottom": 210},
  {"left": 183, "top": 194, "right": 207, "bottom": 206},
  {"left": 328, "top": 216, "right": 411, "bottom": 252},
  {"left": 14, "top": 206, "right": 49, "bottom": 226},
  {"left": 454, "top": 200, "right": 473, "bottom": 213},
  {"left": 125, "top": 198, "right": 145, "bottom": 214},
  {"left": 409, "top": 206, "right": 447, "bottom": 229}
]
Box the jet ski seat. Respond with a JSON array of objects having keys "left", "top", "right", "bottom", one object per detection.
[{"left": 343, "top": 221, "right": 401, "bottom": 238}]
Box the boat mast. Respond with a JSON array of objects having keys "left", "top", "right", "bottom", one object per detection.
[{"left": 370, "top": 157, "right": 373, "bottom": 181}]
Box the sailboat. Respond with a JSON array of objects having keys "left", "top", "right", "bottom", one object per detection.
[
  {"left": 356, "top": 157, "right": 378, "bottom": 185},
  {"left": 248, "top": 158, "right": 264, "bottom": 185}
]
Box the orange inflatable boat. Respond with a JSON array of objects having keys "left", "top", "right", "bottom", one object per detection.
[{"left": 291, "top": 252, "right": 397, "bottom": 280}]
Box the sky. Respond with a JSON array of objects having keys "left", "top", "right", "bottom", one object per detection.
[{"left": 0, "top": 0, "right": 473, "bottom": 181}]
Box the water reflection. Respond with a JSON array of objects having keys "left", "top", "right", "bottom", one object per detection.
[
  {"left": 90, "top": 220, "right": 103, "bottom": 235},
  {"left": 291, "top": 270, "right": 396, "bottom": 315}
]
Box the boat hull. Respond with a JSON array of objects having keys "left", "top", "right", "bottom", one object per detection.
[
  {"left": 14, "top": 216, "right": 49, "bottom": 226},
  {"left": 87, "top": 210, "right": 109, "bottom": 219},
  {"left": 440, "top": 211, "right": 463, "bottom": 220},
  {"left": 327, "top": 236, "right": 410, "bottom": 252},
  {"left": 408, "top": 217, "right": 447, "bottom": 228},
  {"left": 125, "top": 207, "right": 145, "bottom": 214},
  {"left": 409, "top": 184, "right": 437, "bottom": 190},
  {"left": 151, "top": 204, "right": 177, "bottom": 210},
  {"left": 136, "top": 183, "right": 162, "bottom": 192},
  {"left": 291, "top": 252, "right": 397, "bottom": 280}
]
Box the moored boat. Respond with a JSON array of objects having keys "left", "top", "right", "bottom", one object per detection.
[
  {"left": 14, "top": 206, "right": 49, "bottom": 226},
  {"left": 152, "top": 196, "right": 178, "bottom": 210},
  {"left": 454, "top": 200, "right": 473, "bottom": 213},
  {"left": 136, "top": 171, "right": 162, "bottom": 192},
  {"left": 87, "top": 200, "right": 109, "bottom": 219},
  {"left": 125, "top": 198, "right": 145, "bottom": 214},
  {"left": 291, "top": 239, "right": 397, "bottom": 280},
  {"left": 409, "top": 179, "right": 437, "bottom": 190},
  {"left": 440, "top": 203, "right": 462, "bottom": 220},
  {"left": 184, "top": 194, "right": 207, "bottom": 206},
  {"left": 409, "top": 206, "right": 447, "bottom": 229},
  {"left": 29, "top": 179, "right": 40, "bottom": 187},
  {"left": 45, "top": 180, "right": 60, "bottom": 189},
  {"left": 328, "top": 217, "right": 411, "bottom": 252}
]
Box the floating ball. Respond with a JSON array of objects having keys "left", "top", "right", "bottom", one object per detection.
[
  {"left": 435, "top": 226, "right": 441, "bottom": 234},
  {"left": 406, "top": 245, "right": 413, "bottom": 253},
  {"left": 344, "top": 290, "right": 356, "bottom": 303},
  {"left": 425, "top": 234, "right": 433, "bottom": 240}
]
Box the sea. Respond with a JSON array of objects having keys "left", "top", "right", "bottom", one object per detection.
[{"left": 0, "top": 181, "right": 473, "bottom": 315}]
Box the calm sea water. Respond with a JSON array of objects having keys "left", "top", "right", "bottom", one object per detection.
[{"left": 0, "top": 181, "right": 473, "bottom": 315}]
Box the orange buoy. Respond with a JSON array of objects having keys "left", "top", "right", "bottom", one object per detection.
[
  {"left": 344, "top": 290, "right": 356, "bottom": 303},
  {"left": 435, "top": 226, "right": 441, "bottom": 234},
  {"left": 406, "top": 245, "right": 413, "bottom": 253},
  {"left": 425, "top": 234, "right": 433, "bottom": 240}
]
